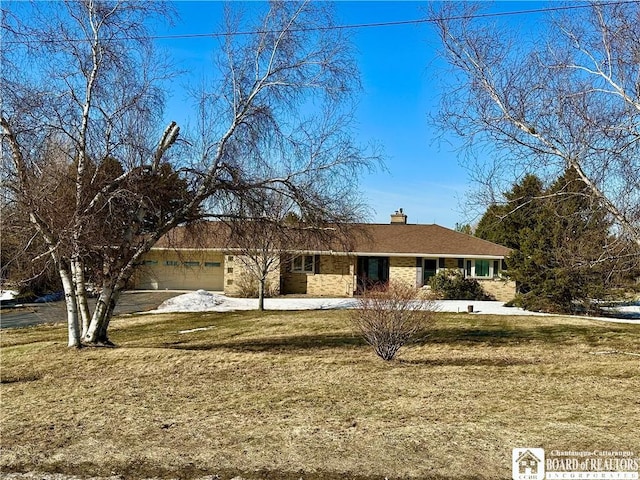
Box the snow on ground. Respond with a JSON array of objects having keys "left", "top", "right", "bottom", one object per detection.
[
  {"left": 152, "top": 290, "right": 637, "bottom": 323},
  {"left": 153, "top": 290, "right": 356, "bottom": 313},
  {"left": 0, "top": 290, "right": 19, "bottom": 301}
]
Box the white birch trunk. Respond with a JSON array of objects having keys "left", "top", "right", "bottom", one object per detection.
[
  {"left": 83, "top": 281, "right": 126, "bottom": 345},
  {"left": 84, "top": 285, "right": 113, "bottom": 344},
  {"left": 71, "top": 257, "right": 92, "bottom": 337},
  {"left": 60, "top": 268, "right": 81, "bottom": 348}
]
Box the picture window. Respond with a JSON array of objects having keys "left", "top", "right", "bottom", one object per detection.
[{"left": 475, "top": 260, "right": 490, "bottom": 277}]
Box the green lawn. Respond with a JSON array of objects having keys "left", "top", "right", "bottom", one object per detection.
[{"left": 1, "top": 310, "right": 639, "bottom": 479}]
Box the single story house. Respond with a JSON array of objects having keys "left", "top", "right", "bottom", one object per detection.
[{"left": 134, "top": 210, "right": 515, "bottom": 301}]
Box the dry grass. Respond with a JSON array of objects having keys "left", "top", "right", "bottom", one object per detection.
[{"left": 1, "top": 310, "right": 639, "bottom": 480}]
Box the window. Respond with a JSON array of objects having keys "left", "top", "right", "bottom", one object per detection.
[
  {"left": 142, "top": 260, "right": 158, "bottom": 266},
  {"left": 423, "top": 259, "right": 437, "bottom": 283},
  {"left": 475, "top": 260, "right": 490, "bottom": 277},
  {"left": 292, "top": 255, "right": 314, "bottom": 273},
  {"left": 205, "top": 262, "right": 221, "bottom": 268},
  {"left": 227, "top": 267, "right": 233, "bottom": 274},
  {"left": 183, "top": 261, "right": 200, "bottom": 267},
  {"left": 165, "top": 260, "right": 179, "bottom": 266}
]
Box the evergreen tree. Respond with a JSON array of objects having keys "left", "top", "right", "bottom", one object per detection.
[
  {"left": 477, "top": 169, "right": 619, "bottom": 314},
  {"left": 475, "top": 174, "right": 544, "bottom": 249}
]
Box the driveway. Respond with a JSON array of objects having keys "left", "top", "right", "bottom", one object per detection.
[{"left": 0, "top": 291, "right": 180, "bottom": 329}]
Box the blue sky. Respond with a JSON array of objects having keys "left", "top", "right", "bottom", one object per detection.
[{"left": 159, "top": 1, "right": 544, "bottom": 228}]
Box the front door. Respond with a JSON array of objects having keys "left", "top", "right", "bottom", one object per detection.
[{"left": 356, "top": 256, "right": 389, "bottom": 292}]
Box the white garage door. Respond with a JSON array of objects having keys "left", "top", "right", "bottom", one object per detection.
[{"left": 136, "top": 254, "right": 224, "bottom": 291}]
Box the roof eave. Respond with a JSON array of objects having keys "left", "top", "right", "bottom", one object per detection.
[{"left": 149, "top": 246, "right": 509, "bottom": 258}]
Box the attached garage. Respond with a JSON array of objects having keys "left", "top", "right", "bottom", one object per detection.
[{"left": 135, "top": 250, "right": 225, "bottom": 291}]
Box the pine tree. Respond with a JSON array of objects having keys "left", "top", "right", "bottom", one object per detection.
[
  {"left": 477, "top": 169, "right": 619, "bottom": 314},
  {"left": 475, "top": 175, "right": 544, "bottom": 249}
]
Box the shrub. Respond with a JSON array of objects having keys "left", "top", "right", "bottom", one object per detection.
[
  {"left": 351, "top": 282, "right": 436, "bottom": 361},
  {"left": 234, "top": 275, "right": 277, "bottom": 298},
  {"left": 429, "top": 269, "right": 492, "bottom": 300}
]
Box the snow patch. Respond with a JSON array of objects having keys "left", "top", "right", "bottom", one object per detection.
[
  {"left": 156, "top": 290, "right": 225, "bottom": 312},
  {"left": 154, "top": 292, "right": 543, "bottom": 316},
  {"left": 179, "top": 326, "right": 216, "bottom": 334},
  {"left": 0, "top": 290, "right": 18, "bottom": 301},
  {"left": 151, "top": 292, "right": 639, "bottom": 323}
]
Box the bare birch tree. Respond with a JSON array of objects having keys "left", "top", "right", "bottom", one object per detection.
[
  {"left": 225, "top": 192, "right": 292, "bottom": 311},
  {"left": 1, "top": 1, "right": 377, "bottom": 347},
  {"left": 430, "top": 2, "right": 640, "bottom": 249}
]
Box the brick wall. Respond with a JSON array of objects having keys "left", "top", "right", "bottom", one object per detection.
[
  {"left": 224, "top": 254, "right": 281, "bottom": 297},
  {"left": 281, "top": 272, "right": 308, "bottom": 294},
  {"left": 478, "top": 278, "right": 516, "bottom": 302},
  {"left": 307, "top": 274, "right": 355, "bottom": 296},
  {"left": 308, "top": 255, "right": 355, "bottom": 296},
  {"left": 389, "top": 256, "right": 418, "bottom": 287},
  {"left": 281, "top": 254, "right": 356, "bottom": 296}
]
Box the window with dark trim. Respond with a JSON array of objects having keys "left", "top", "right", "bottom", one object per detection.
[
  {"left": 292, "top": 255, "right": 314, "bottom": 273},
  {"left": 423, "top": 259, "right": 437, "bottom": 283}
]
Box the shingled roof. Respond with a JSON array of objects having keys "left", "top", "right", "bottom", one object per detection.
[
  {"left": 349, "top": 223, "right": 510, "bottom": 257},
  {"left": 153, "top": 222, "right": 510, "bottom": 258}
]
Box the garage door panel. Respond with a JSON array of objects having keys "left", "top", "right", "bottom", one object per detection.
[{"left": 136, "top": 253, "right": 224, "bottom": 291}]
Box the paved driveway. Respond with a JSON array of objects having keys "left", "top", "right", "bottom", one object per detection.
[{"left": 0, "top": 291, "right": 180, "bottom": 329}]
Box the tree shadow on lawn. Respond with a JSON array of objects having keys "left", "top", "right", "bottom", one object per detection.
[
  {"left": 163, "top": 332, "right": 366, "bottom": 353},
  {"left": 397, "top": 356, "right": 539, "bottom": 367},
  {"left": 426, "top": 323, "right": 631, "bottom": 347},
  {"left": 160, "top": 323, "right": 625, "bottom": 355},
  {"left": 162, "top": 333, "right": 544, "bottom": 367}
]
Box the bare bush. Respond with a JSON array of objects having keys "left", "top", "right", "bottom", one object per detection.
[
  {"left": 351, "top": 282, "right": 437, "bottom": 361},
  {"left": 234, "top": 274, "right": 278, "bottom": 300}
]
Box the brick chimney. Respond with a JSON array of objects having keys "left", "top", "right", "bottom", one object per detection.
[{"left": 390, "top": 208, "right": 407, "bottom": 224}]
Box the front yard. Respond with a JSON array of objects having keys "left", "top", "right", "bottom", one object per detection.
[{"left": 1, "top": 310, "right": 639, "bottom": 479}]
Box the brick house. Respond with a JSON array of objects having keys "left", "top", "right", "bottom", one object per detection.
[{"left": 134, "top": 211, "right": 515, "bottom": 301}]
